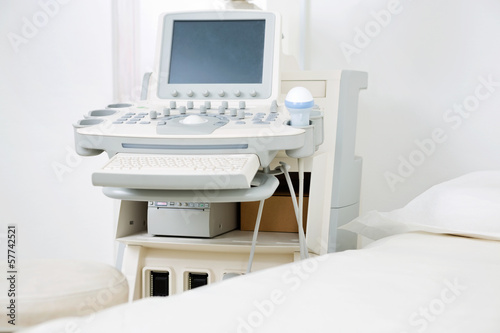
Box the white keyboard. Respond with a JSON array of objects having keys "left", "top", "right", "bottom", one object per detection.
[{"left": 92, "top": 153, "right": 260, "bottom": 190}]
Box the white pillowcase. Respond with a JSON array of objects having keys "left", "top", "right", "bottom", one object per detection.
[{"left": 342, "top": 170, "right": 500, "bottom": 241}]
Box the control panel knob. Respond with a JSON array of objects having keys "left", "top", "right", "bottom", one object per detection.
[
  {"left": 179, "top": 106, "right": 186, "bottom": 115},
  {"left": 202, "top": 90, "right": 210, "bottom": 97},
  {"left": 221, "top": 101, "right": 229, "bottom": 109},
  {"left": 171, "top": 90, "right": 179, "bottom": 97},
  {"left": 230, "top": 108, "right": 237, "bottom": 117},
  {"left": 233, "top": 90, "right": 241, "bottom": 97},
  {"left": 218, "top": 106, "right": 225, "bottom": 114},
  {"left": 237, "top": 109, "right": 245, "bottom": 119},
  {"left": 239, "top": 101, "right": 246, "bottom": 109},
  {"left": 163, "top": 107, "right": 170, "bottom": 116},
  {"left": 199, "top": 105, "right": 207, "bottom": 114},
  {"left": 218, "top": 90, "right": 225, "bottom": 97},
  {"left": 150, "top": 110, "right": 158, "bottom": 119},
  {"left": 270, "top": 100, "right": 278, "bottom": 113},
  {"left": 204, "top": 101, "right": 211, "bottom": 109},
  {"left": 187, "top": 101, "right": 194, "bottom": 109},
  {"left": 187, "top": 90, "right": 194, "bottom": 97},
  {"left": 249, "top": 90, "right": 257, "bottom": 97},
  {"left": 170, "top": 101, "right": 177, "bottom": 109}
]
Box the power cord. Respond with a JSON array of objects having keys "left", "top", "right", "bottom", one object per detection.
[
  {"left": 245, "top": 160, "right": 309, "bottom": 274},
  {"left": 280, "top": 161, "right": 309, "bottom": 259},
  {"left": 246, "top": 199, "right": 265, "bottom": 274}
]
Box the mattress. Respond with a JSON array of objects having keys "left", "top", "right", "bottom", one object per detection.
[{"left": 21, "top": 232, "right": 500, "bottom": 332}]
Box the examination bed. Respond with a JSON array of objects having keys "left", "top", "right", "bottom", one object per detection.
[{"left": 21, "top": 170, "right": 500, "bottom": 332}]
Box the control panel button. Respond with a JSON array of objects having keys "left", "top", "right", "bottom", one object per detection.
[
  {"left": 218, "top": 90, "right": 225, "bottom": 97},
  {"left": 149, "top": 110, "right": 157, "bottom": 119},
  {"left": 187, "top": 90, "right": 194, "bottom": 97},
  {"left": 171, "top": 90, "right": 179, "bottom": 97},
  {"left": 266, "top": 114, "right": 278, "bottom": 121},
  {"left": 202, "top": 90, "right": 210, "bottom": 97},
  {"left": 233, "top": 90, "right": 241, "bottom": 97},
  {"left": 249, "top": 90, "right": 257, "bottom": 97}
]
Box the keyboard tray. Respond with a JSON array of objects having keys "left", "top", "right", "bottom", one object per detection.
[{"left": 92, "top": 153, "right": 260, "bottom": 190}]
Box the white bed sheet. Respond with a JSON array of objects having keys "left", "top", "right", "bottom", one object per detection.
[{"left": 22, "top": 232, "right": 500, "bottom": 333}]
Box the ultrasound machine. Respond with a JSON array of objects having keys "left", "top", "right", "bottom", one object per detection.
[{"left": 74, "top": 10, "right": 367, "bottom": 298}]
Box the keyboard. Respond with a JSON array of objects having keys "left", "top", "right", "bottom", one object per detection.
[{"left": 92, "top": 153, "right": 260, "bottom": 190}]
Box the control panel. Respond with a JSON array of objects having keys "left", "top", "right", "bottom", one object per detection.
[{"left": 74, "top": 100, "right": 322, "bottom": 167}]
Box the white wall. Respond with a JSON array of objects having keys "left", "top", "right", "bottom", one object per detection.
[
  {"left": 275, "top": 0, "right": 500, "bottom": 212},
  {"left": 0, "top": 0, "right": 115, "bottom": 264}
]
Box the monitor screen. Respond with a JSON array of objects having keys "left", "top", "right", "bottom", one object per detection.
[
  {"left": 156, "top": 11, "right": 277, "bottom": 100},
  {"left": 168, "top": 20, "right": 266, "bottom": 84}
]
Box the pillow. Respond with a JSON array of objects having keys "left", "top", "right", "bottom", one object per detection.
[{"left": 342, "top": 170, "right": 500, "bottom": 241}]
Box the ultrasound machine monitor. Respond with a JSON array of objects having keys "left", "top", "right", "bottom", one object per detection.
[
  {"left": 73, "top": 9, "right": 365, "bottom": 251},
  {"left": 148, "top": 11, "right": 281, "bottom": 103}
]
